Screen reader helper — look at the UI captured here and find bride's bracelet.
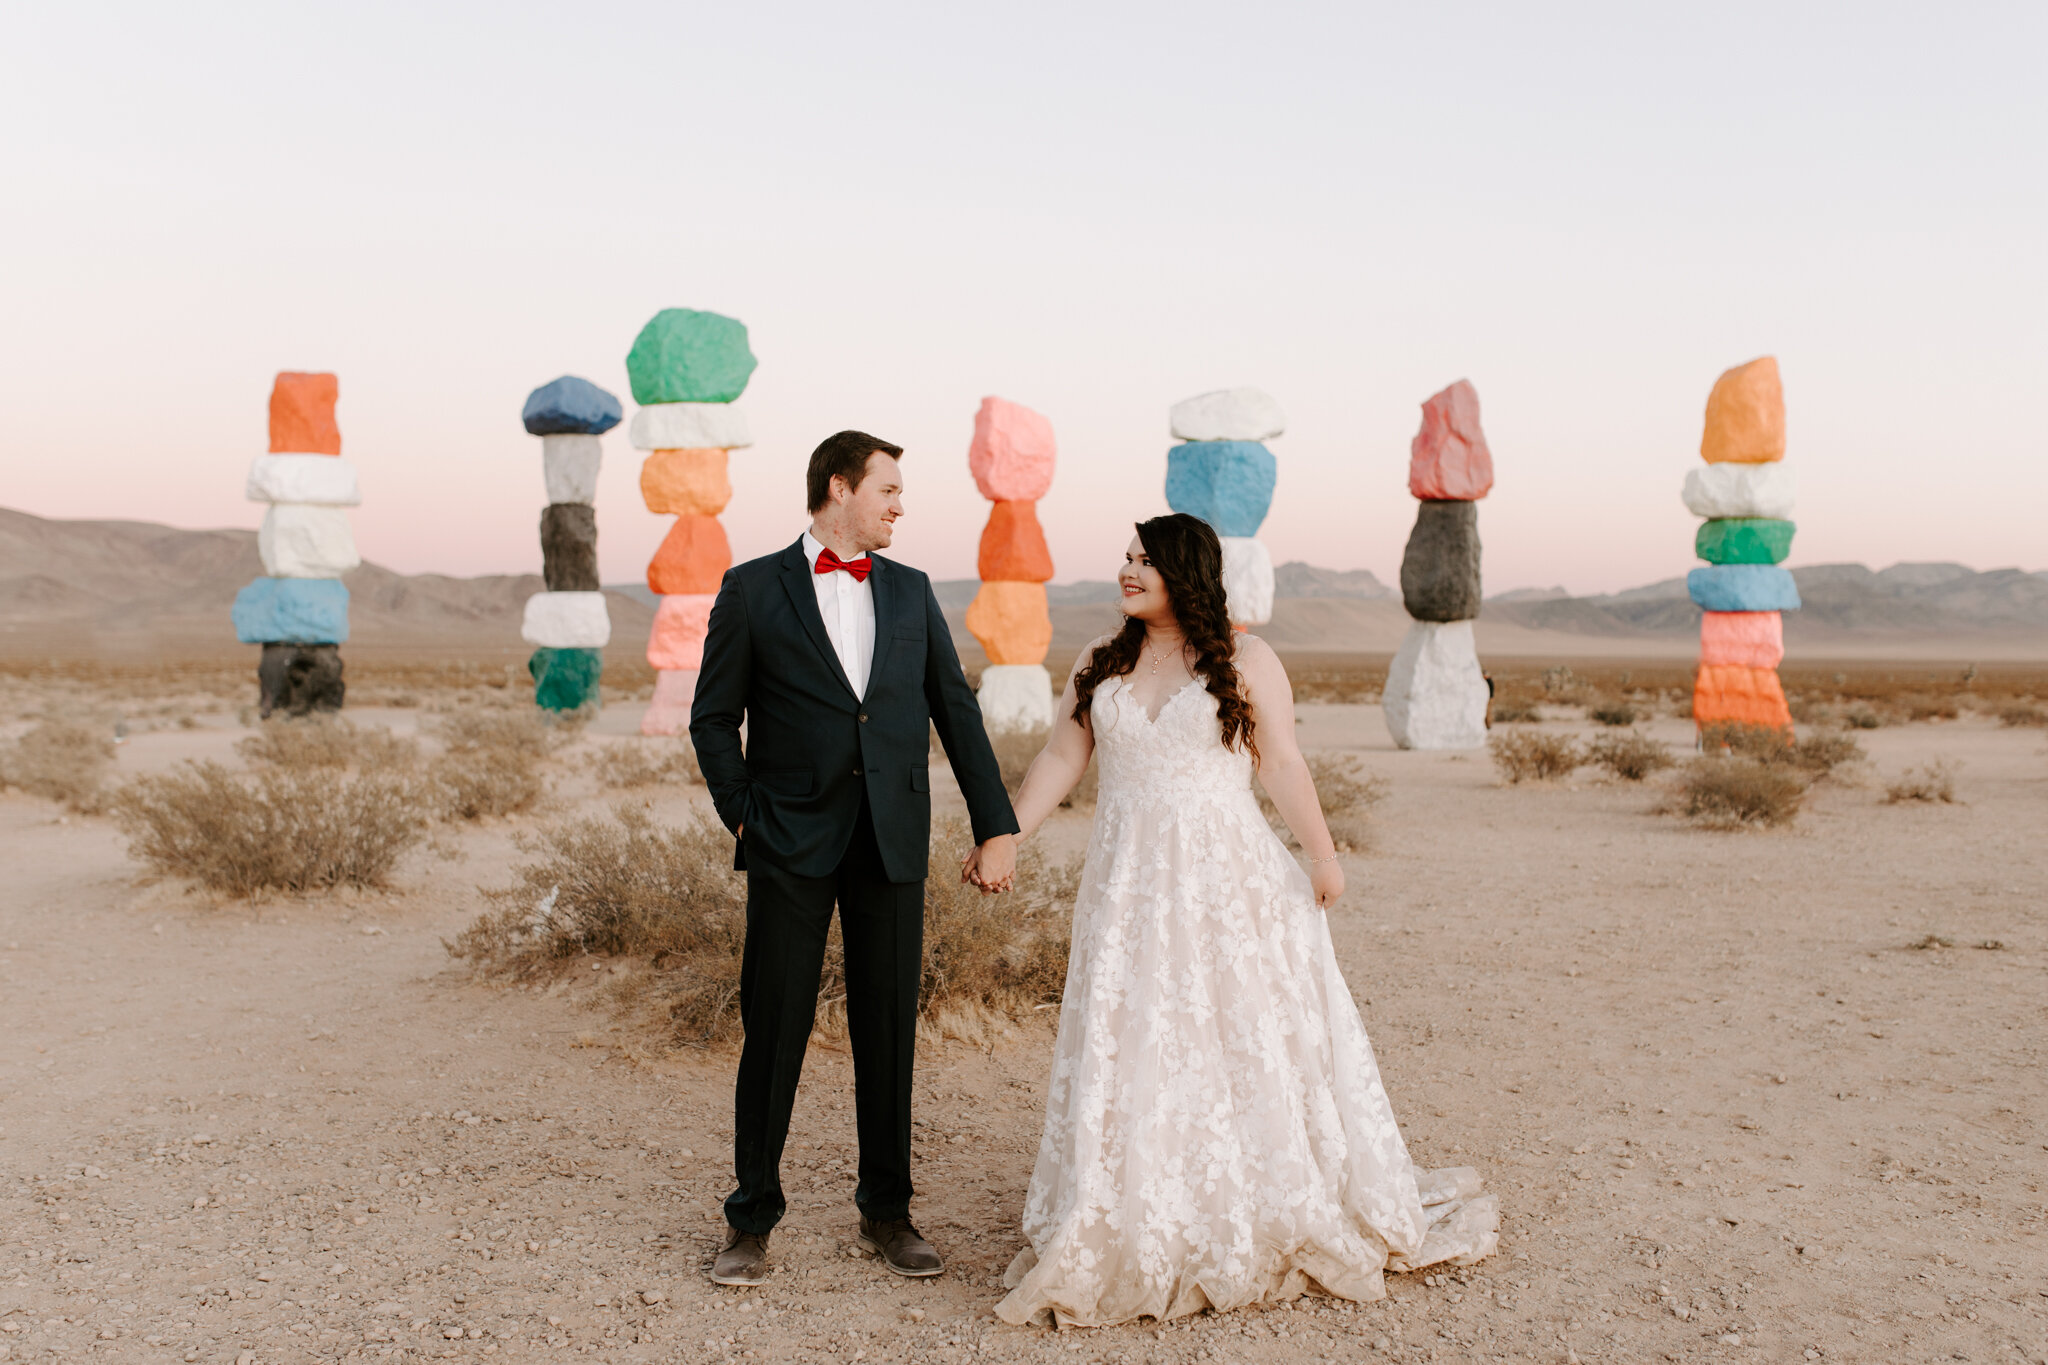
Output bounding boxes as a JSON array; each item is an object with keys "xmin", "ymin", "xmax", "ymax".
[{"xmin": 1307, "ymin": 852, "xmax": 1341, "ymax": 866}]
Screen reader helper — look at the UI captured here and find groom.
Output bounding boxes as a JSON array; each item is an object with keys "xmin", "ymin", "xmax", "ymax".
[{"xmin": 690, "ymin": 430, "xmax": 1019, "ymax": 1286}]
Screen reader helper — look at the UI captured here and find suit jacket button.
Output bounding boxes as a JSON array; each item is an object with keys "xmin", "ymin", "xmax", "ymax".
[
  {"xmin": 858, "ymin": 713, "xmax": 868, "ymax": 723},
  {"xmin": 852, "ymin": 768, "xmax": 863, "ymax": 776}
]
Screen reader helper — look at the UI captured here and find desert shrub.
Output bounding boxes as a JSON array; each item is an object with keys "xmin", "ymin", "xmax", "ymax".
[
  {"xmin": 1585, "ymin": 730, "xmax": 1674, "ymax": 781},
  {"xmin": 1900, "ymin": 694, "xmax": 1960, "ymax": 723},
  {"xmin": 587, "ymin": 739, "xmax": 699, "ymax": 788},
  {"xmin": 1789, "ymin": 731, "xmax": 1864, "ymax": 776},
  {"xmin": 450, "ymin": 810, "xmax": 1079, "ymax": 1046},
  {"xmin": 112, "ymin": 761, "xmax": 432, "ymax": 895},
  {"xmin": 1258, "ymin": 752, "xmax": 1387, "ymax": 851},
  {"xmin": 429, "ymin": 711, "xmax": 551, "ymax": 819},
  {"xmin": 1489, "ymin": 730, "xmax": 1581, "ymax": 783},
  {"xmin": 1697, "ymin": 721, "xmax": 1793, "ymax": 762},
  {"xmin": 1841, "ymin": 705, "xmax": 1883, "ymax": 730},
  {"xmin": 238, "ymin": 717, "xmax": 419, "ymax": 772},
  {"xmin": 1885, "ymin": 760, "xmax": 1959, "ymax": 805},
  {"xmin": 1587, "ymin": 701, "xmax": 1638, "ymax": 727},
  {"xmin": 1489, "ymin": 700, "xmax": 1541, "ymax": 724},
  {"xmin": 1671, "ymin": 758, "xmax": 1806, "ymax": 829},
  {"xmin": 0, "ymin": 718, "xmax": 116, "ymax": 810},
  {"xmin": 1999, "ymin": 704, "xmax": 2047, "ymax": 728}
]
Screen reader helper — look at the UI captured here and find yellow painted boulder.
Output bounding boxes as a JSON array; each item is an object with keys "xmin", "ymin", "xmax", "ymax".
[
  {"xmin": 965, "ymin": 580, "xmax": 1051, "ymax": 665},
  {"xmin": 1701, "ymin": 357, "xmax": 1784, "ymax": 464},
  {"xmin": 640, "ymin": 448, "xmax": 732, "ymax": 517}
]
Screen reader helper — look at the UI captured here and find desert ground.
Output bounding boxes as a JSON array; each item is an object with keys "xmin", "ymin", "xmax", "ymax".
[{"xmin": 2, "ymin": 657, "xmax": 2046, "ymax": 1365}]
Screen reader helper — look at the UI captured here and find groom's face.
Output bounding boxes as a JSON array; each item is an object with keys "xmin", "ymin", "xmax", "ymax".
[{"xmin": 837, "ymin": 451, "xmax": 904, "ymax": 552}]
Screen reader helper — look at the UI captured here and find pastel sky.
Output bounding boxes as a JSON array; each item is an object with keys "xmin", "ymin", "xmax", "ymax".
[{"xmin": 3, "ymin": 2, "xmax": 2042, "ymax": 594}]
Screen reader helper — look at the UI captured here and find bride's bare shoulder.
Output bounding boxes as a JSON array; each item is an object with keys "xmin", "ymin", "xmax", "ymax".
[{"xmin": 1229, "ymin": 633, "xmax": 1289, "ymax": 687}]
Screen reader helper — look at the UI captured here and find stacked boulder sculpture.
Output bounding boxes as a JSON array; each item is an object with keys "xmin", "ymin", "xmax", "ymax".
[
  {"xmin": 964, "ymin": 398, "xmax": 1057, "ymax": 731},
  {"xmin": 520, "ymin": 376, "xmax": 622, "ymax": 712},
  {"xmin": 1684, "ymin": 357, "xmax": 1799, "ymax": 731},
  {"xmin": 1383, "ymin": 380, "xmax": 1494, "ymax": 750},
  {"xmin": 626, "ymin": 309, "xmax": 755, "ymax": 736},
  {"xmin": 1166, "ymin": 388, "xmax": 1283, "ymax": 628},
  {"xmin": 233, "ymin": 372, "xmax": 358, "ymax": 717}
]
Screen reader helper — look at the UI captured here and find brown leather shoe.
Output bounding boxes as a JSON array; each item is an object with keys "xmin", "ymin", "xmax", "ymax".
[
  {"xmin": 710, "ymin": 1227, "xmax": 769, "ymax": 1286},
  {"xmin": 858, "ymin": 1215, "xmax": 943, "ymax": 1277}
]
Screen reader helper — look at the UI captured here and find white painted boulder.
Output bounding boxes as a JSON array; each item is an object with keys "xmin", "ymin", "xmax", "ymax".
[
  {"xmin": 521, "ymin": 591, "xmax": 612, "ymax": 649},
  {"xmin": 978, "ymin": 663, "xmax": 1055, "ymax": 734},
  {"xmin": 1169, "ymin": 388, "xmax": 1286, "ymax": 442},
  {"xmin": 245, "ymin": 455, "xmax": 361, "ymax": 506},
  {"xmin": 627, "ymin": 402, "xmax": 752, "ymax": 452},
  {"xmin": 1382, "ymin": 620, "xmax": 1489, "ymax": 750},
  {"xmin": 1219, "ymin": 536, "xmax": 1274, "ymax": 626},
  {"xmin": 1681, "ymin": 462, "xmax": 1796, "ymax": 520},
  {"xmin": 258, "ymin": 504, "xmax": 360, "ymax": 579},
  {"xmin": 540, "ymin": 434, "xmax": 603, "ymax": 505}
]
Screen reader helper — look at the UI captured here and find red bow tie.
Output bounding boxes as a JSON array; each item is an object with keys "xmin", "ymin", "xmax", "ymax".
[{"xmin": 814, "ymin": 548, "xmax": 872, "ymax": 582}]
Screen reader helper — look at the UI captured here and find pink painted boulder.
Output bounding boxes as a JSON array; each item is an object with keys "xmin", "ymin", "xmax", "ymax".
[
  {"xmin": 968, "ymin": 397, "xmax": 1056, "ymax": 502},
  {"xmin": 1699, "ymin": 610, "xmax": 1784, "ymax": 669},
  {"xmin": 647, "ymin": 593, "xmax": 716, "ymax": 670},
  {"xmin": 641, "ymin": 668, "xmax": 697, "ymax": 737},
  {"xmin": 1408, "ymin": 379, "xmax": 1494, "ymax": 500}
]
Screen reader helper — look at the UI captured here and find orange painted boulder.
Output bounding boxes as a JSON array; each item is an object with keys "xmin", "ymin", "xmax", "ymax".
[
  {"xmin": 1693, "ymin": 663, "xmax": 1791, "ymax": 729},
  {"xmin": 977, "ymin": 501, "xmax": 1054, "ymax": 582},
  {"xmin": 1699, "ymin": 611, "xmax": 1784, "ymax": 669},
  {"xmin": 647, "ymin": 593, "xmax": 716, "ymax": 670},
  {"xmin": 640, "ymin": 448, "xmax": 731, "ymax": 517},
  {"xmin": 1701, "ymin": 357, "xmax": 1784, "ymax": 464},
  {"xmin": 269, "ymin": 372, "xmax": 341, "ymax": 455},
  {"xmin": 646, "ymin": 515, "xmax": 732, "ymax": 596},
  {"xmin": 968, "ymin": 397, "xmax": 1057, "ymax": 502},
  {"xmin": 965, "ymin": 581, "xmax": 1052, "ymax": 665}
]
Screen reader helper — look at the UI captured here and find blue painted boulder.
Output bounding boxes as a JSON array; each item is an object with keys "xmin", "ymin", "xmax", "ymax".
[
  {"xmin": 1164, "ymin": 441, "xmax": 1277, "ymax": 537},
  {"xmin": 522, "ymin": 376, "xmax": 624, "ymax": 436},
  {"xmin": 1687, "ymin": 565, "xmax": 1801, "ymax": 613},
  {"xmin": 232, "ymin": 577, "xmax": 351, "ymax": 644}
]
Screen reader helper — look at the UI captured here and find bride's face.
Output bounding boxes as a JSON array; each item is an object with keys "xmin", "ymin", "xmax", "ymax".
[{"xmin": 1117, "ymin": 536, "xmax": 1171, "ymax": 623}]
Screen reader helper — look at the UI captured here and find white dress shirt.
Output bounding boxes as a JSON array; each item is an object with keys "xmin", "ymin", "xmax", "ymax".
[{"xmin": 801, "ymin": 530, "xmax": 876, "ymax": 698}]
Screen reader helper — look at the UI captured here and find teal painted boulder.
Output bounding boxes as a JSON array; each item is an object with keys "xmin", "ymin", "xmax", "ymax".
[
  {"xmin": 1164, "ymin": 441, "xmax": 1276, "ymax": 536},
  {"xmin": 529, "ymin": 647, "xmax": 602, "ymax": 712},
  {"xmin": 626, "ymin": 309, "xmax": 756, "ymax": 405},
  {"xmin": 1696, "ymin": 518, "xmax": 1794, "ymax": 565},
  {"xmin": 1687, "ymin": 565, "xmax": 1800, "ymax": 613},
  {"xmin": 233, "ymin": 578, "xmax": 350, "ymax": 644}
]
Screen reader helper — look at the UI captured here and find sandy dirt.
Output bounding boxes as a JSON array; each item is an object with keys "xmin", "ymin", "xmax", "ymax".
[{"xmin": 3, "ymin": 695, "xmax": 2046, "ymax": 1365}]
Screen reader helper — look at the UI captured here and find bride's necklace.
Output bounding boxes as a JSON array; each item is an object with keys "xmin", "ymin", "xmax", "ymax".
[{"xmin": 1144, "ymin": 634, "xmax": 1184, "ymax": 676}]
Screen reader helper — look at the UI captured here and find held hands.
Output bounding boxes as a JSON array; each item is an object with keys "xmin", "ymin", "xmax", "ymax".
[
  {"xmin": 1309, "ymin": 857, "xmax": 1344, "ymax": 909},
  {"xmin": 960, "ymin": 833, "xmax": 1018, "ymax": 895}
]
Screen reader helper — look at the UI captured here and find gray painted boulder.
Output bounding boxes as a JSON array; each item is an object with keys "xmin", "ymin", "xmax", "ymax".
[
  {"xmin": 257, "ymin": 643, "xmax": 345, "ymax": 718},
  {"xmin": 1399, "ymin": 499, "xmax": 1482, "ymax": 622},
  {"xmin": 540, "ymin": 503, "xmax": 600, "ymax": 592}
]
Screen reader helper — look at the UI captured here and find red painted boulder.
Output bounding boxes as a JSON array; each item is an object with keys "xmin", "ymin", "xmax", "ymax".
[
  {"xmin": 646, "ymin": 516, "xmax": 732, "ymax": 596},
  {"xmin": 269, "ymin": 372, "xmax": 341, "ymax": 455},
  {"xmin": 977, "ymin": 501, "xmax": 1054, "ymax": 583},
  {"xmin": 647, "ymin": 593, "xmax": 716, "ymax": 670},
  {"xmin": 1699, "ymin": 611, "xmax": 1784, "ymax": 669}
]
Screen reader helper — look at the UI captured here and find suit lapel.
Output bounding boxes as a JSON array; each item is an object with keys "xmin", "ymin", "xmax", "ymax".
[
  {"xmin": 865, "ymin": 555, "xmax": 898, "ymax": 698},
  {"xmin": 778, "ymin": 539, "xmax": 858, "ymax": 700}
]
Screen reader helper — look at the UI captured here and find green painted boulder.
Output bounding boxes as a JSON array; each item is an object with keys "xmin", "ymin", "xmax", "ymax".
[
  {"xmin": 626, "ymin": 309, "xmax": 756, "ymax": 405},
  {"xmin": 529, "ymin": 646, "xmax": 602, "ymax": 712},
  {"xmin": 1695, "ymin": 518, "xmax": 1795, "ymax": 565}
]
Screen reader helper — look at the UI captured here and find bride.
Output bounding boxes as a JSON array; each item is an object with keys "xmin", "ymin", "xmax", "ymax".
[{"xmin": 966, "ymin": 513, "xmax": 1498, "ymax": 1328}]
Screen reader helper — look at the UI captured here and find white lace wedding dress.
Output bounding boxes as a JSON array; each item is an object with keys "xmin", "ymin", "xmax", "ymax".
[{"xmin": 995, "ymin": 675, "xmax": 1498, "ymax": 1328}]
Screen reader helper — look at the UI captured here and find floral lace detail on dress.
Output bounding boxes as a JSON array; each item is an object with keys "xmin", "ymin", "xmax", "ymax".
[{"xmin": 994, "ymin": 675, "xmax": 1497, "ymax": 1327}]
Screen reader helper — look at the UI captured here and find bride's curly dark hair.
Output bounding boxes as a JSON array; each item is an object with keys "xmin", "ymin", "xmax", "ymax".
[{"xmin": 1071, "ymin": 513, "xmax": 1257, "ymax": 762}]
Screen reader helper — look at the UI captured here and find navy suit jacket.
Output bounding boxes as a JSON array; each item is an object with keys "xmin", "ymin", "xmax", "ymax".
[{"xmin": 689, "ymin": 537, "xmax": 1019, "ymax": 882}]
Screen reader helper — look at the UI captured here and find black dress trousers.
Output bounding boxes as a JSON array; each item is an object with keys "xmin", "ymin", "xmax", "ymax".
[{"xmin": 723, "ymin": 792, "xmax": 924, "ymax": 1234}]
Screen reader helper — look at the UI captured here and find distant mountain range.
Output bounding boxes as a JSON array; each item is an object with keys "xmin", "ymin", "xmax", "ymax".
[{"xmin": 3, "ymin": 508, "xmax": 2043, "ymax": 662}]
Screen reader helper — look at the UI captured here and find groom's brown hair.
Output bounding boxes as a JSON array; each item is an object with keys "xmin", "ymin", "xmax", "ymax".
[{"xmin": 807, "ymin": 430, "xmax": 904, "ymax": 512}]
